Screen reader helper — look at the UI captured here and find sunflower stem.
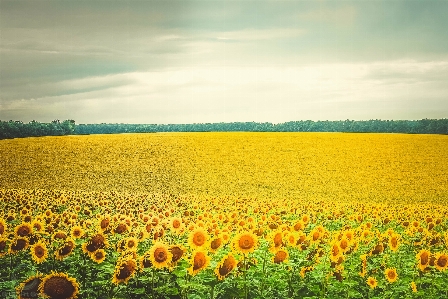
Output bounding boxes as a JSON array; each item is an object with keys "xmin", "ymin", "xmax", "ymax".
[
  {"xmin": 260, "ymin": 247, "xmax": 268, "ymax": 298},
  {"xmin": 151, "ymin": 267, "xmax": 155, "ymax": 299},
  {"xmin": 243, "ymin": 254, "xmax": 248, "ymax": 299}
]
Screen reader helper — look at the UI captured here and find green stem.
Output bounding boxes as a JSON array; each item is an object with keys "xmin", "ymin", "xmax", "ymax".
[
  {"xmin": 260, "ymin": 249, "xmax": 268, "ymax": 298},
  {"xmin": 151, "ymin": 268, "xmax": 155, "ymax": 299},
  {"xmin": 244, "ymin": 254, "xmax": 248, "ymax": 299}
]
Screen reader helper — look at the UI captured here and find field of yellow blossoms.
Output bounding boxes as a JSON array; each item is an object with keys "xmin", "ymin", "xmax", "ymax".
[{"xmin": 0, "ymin": 132, "xmax": 447, "ymax": 299}]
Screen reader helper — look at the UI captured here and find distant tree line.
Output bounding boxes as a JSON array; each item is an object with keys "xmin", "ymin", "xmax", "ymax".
[{"xmin": 1, "ymin": 119, "xmax": 447, "ymax": 139}]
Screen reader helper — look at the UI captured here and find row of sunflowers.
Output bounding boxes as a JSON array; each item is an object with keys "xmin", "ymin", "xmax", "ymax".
[{"xmin": 1, "ymin": 188, "xmax": 447, "ymax": 299}]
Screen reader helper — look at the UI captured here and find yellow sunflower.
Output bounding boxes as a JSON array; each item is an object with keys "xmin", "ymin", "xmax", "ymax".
[
  {"xmin": 434, "ymin": 252, "xmax": 448, "ymax": 271},
  {"xmin": 411, "ymin": 281, "xmax": 418, "ymax": 293},
  {"xmin": 15, "ymin": 222, "xmax": 33, "ymax": 238},
  {"xmin": 112, "ymin": 257, "xmax": 137, "ymax": 284},
  {"xmin": 10, "ymin": 237, "xmax": 29, "ymax": 254},
  {"xmin": 90, "ymin": 249, "xmax": 106, "ymax": 264},
  {"xmin": 0, "ymin": 237, "xmax": 8, "ymax": 257},
  {"xmin": 30, "ymin": 240, "xmax": 48, "ymax": 264},
  {"xmin": 39, "ymin": 272, "xmax": 79, "ymax": 299},
  {"xmin": 273, "ymin": 248, "xmax": 289, "ymax": 264},
  {"xmin": 55, "ymin": 239, "xmax": 76, "ymax": 261},
  {"xmin": 70, "ymin": 226, "xmax": 84, "ymax": 239},
  {"xmin": 232, "ymin": 232, "xmax": 258, "ymax": 254},
  {"xmin": 188, "ymin": 249, "xmax": 211, "ymax": 276},
  {"xmin": 148, "ymin": 241, "xmax": 172, "ymax": 269},
  {"xmin": 188, "ymin": 227, "xmax": 209, "ymax": 249},
  {"xmin": 384, "ymin": 268, "xmax": 398, "ymax": 283},
  {"xmin": 215, "ymin": 252, "xmax": 237, "ymax": 280},
  {"xmin": 366, "ymin": 276, "xmax": 377, "ymax": 289},
  {"xmin": 0, "ymin": 218, "xmax": 7, "ymax": 237},
  {"xmin": 416, "ymin": 249, "xmax": 430, "ymax": 271},
  {"xmin": 16, "ymin": 274, "xmax": 43, "ymax": 299}
]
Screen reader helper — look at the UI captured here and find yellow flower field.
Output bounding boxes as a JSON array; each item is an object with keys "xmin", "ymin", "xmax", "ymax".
[{"xmin": 0, "ymin": 132, "xmax": 447, "ymax": 299}]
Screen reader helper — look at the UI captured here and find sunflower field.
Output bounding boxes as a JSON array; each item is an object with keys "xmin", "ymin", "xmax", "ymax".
[{"xmin": 0, "ymin": 132, "xmax": 447, "ymax": 299}]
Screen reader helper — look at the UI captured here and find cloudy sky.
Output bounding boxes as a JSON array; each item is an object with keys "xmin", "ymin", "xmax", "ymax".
[{"xmin": 1, "ymin": 0, "xmax": 447, "ymax": 124}]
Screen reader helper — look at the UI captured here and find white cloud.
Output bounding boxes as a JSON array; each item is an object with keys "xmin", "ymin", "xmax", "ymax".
[{"xmin": 2, "ymin": 59, "xmax": 447, "ymax": 123}]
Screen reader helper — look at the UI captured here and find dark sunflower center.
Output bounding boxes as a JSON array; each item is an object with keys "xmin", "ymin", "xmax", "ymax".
[
  {"xmin": 170, "ymin": 247, "xmax": 184, "ymax": 263},
  {"xmin": 437, "ymin": 256, "xmax": 447, "ymax": 267},
  {"xmin": 43, "ymin": 276, "xmax": 76, "ymax": 299},
  {"xmin": 193, "ymin": 233, "xmax": 205, "ymax": 246},
  {"xmin": 154, "ymin": 248, "xmax": 167, "ymax": 263},
  {"xmin": 193, "ymin": 253, "xmax": 206, "ymax": 270}
]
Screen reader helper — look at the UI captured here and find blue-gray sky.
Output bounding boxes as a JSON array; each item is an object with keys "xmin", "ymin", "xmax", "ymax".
[{"xmin": 1, "ymin": 0, "xmax": 447, "ymax": 123}]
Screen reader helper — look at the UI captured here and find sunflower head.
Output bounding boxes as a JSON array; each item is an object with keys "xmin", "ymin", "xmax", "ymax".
[
  {"xmin": 55, "ymin": 239, "xmax": 75, "ymax": 261},
  {"xmin": 416, "ymin": 249, "xmax": 430, "ymax": 271},
  {"xmin": 39, "ymin": 272, "xmax": 79, "ymax": 299},
  {"xmin": 273, "ymin": 248, "xmax": 289, "ymax": 264},
  {"xmin": 233, "ymin": 232, "xmax": 258, "ymax": 254},
  {"xmin": 10, "ymin": 237, "xmax": 29, "ymax": 254},
  {"xmin": 188, "ymin": 250, "xmax": 211, "ymax": 276},
  {"xmin": 0, "ymin": 218, "xmax": 6, "ymax": 236},
  {"xmin": 70, "ymin": 226, "xmax": 84, "ymax": 239},
  {"xmin": 30, "ymin": 240, "xmax": 48, "ymax": 264},
  {"xmin": 434, "ymin": 252, "xmax": 448, "ymax": 271},
  {"xmin": 91, "ymin": 249, "xmax": 106, "ymax": 264},
  {"xmin": 169, "ymin": 245, "xmax": 186, "ymax": 264},
  {"xmin": 366, "ymin": 276, "xmax": 378, "ymax": 289},
  {"xmin": 112, "ymin": 257, "xmax": 137, "ymax": 284},
  {"xmin": 15, "ymin": 222, "xmax": 33, "ymax": 238},
  {"xmin": 16, "ymin": 274, "xmax": 43, "ymax": 299},
  {"xmin": 215, "ymin": 253, "xmax": 237, "ymax": 280},
  {"xmin": 148, "ymin": 242, "xmax": 172, "ymax": 269},
  {"xmin": 384, "ymin": 268, "xmax": 398, "ymax": 283},
  {"xmin": 188, "ymin": 227, "xmax": 208, "ymax": 249}
]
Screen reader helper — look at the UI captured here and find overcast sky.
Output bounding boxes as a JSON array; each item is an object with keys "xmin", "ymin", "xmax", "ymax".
[{"xmin": 1, "ymin": 0, "xmax": 447, "ymax": 124}]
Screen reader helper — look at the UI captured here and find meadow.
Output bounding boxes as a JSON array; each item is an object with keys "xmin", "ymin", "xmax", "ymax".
[{"xmin": 0, "ymin": 132, "xmax": 447, "ymax": 299}]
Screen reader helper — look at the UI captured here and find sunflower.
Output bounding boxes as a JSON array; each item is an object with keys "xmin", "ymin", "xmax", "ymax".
[
  {"xmin": 0, "ymin": 218, "xmax": 6, "ymax": 236},
  {"xmin": 112, "ymin": 257, "xmax": 137, "ymax": 284},
  {"xmin": 52, "ymin": 231, "xmax": 68, "ymax": 242},
  {"xmin": 210, "ymin": 236, "xmax": 223, "ymax": 253},
  {"xmin": 10, "ymin": 237, "xmax": 29, "ymax": 254},
  {"xmin": 188, "ymin": 227, "xmax": 209, "ymax": 249},
  {"xmin": 273, "ymin": 248, "xmax": 289, "ymax": 264},
  {"xmin": 215, "ymin": 253, "xmax": 237, "ymax": 280},
  {"xmin": 339, "ymin": 237, "xmax": 350, "ymax": 253},
  {"xmin": 39, "ymin": 272, "xmax": 79, "ymax": 299},
  {"xmin": 0, "ymin": 237, "xmax": 8, "ymax": 257},
  {"xmin": 188, "ymin": 250, "xmax": 211, "ymax": 276},
  {"xmin": 82, "ymin": 232, "xmax": 107, "ymax": 254},
  {"xmin": 148, "ymin": 241, "xmax": 172, "ymax": 269},
  {"xmin": 114, "ymin": 222, "xmax": 128, "ymax": 234},
  {"xmin": 170, "ymin": 217, "xmax": 184, "ymax": 234},
  {"xmin": 411, "ymin": 281, "xmax": 417, "ymax": 293},
  {"xmin": 91, "ymin": 249, "xmax": 106, "ymax": 264},
  {"xmin": 233, "ymin": 232, "xmax": 258, "ymax": 254},
  {"xmin": 125, "ymin": 237, "xmax": 139, "ymax": 251},
  {"xmin": 434, "ymin": 252, "xmax": 448, "ymax": 271},
  {"xmin": 384, "ymin": 268, "xmax": 398, "ymax": 283},
  {"xmin": 30, "ymin": 240, "xmax": 48, "ymax": 264},
  {"xmin": 55, "ymin": 239, "xmax": 76, "ymax": 261},
  {"xmin": 169, "ymin": 245, "xmax": 186, "ymax": 265},
  {"xmin": 16, "ymin": 274, "xmax": 43, "ymax": 299},
  {"xmin": 31, "ymin": 220, "xmax": 45, "ymax": 233},
  {"xmin": 388, "ymin": 234, "xmax": 400, "ymax": 252},
  {"xmin": 330, "ymin": 242, "xmax": 343, "ymax": 263},
  {"xmin": 15, "ymin": 222, "xmax": 33, "ymax": 238},
  {"xmin": 270, "ymin": 230, "xmax": 283, "ymax": 251},
  {"xmin": 70, "ymin": 226, "xmax": 84, "ymax": 239},
  {"xmin": 98, "ymin": 216, "xmax": 111, "ymax": 232},
  {"xmin": 366, "ymin": 276, "xmax": 378, "ymax": 289},
  {"xmin": 416, "ymin": 249, "xmax": 430, "ymax": 271}
]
